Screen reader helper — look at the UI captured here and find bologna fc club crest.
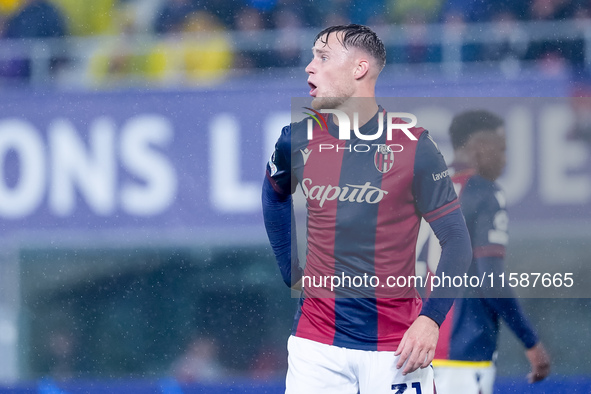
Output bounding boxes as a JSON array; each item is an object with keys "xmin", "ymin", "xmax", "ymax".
[{"xmin": 374, "ymin": 145, "xmax": 395, "ymax": 173}]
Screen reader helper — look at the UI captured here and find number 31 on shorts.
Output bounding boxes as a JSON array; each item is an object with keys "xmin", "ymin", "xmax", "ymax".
[{"xmin": 392, "ymin": 382, "xmax": 422, "ymax": 393}]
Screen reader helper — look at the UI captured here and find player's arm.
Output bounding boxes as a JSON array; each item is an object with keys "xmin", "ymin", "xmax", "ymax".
[
  {"xmin": 262, "ymin": 126, "xmax": 302, "ymax": 288},
  {"xmin": 470, "ymin": 191, "xmax": 539, "ymax": 346},
  {"xmin": 395, "ymin": 132, "xmax": 472, "ymax": 375},
  {"xmin": 476, "ymin": 257, "xmax": 550, "ymax": 382},
  {"xmin": 469, "ymin": 191, "xmax": 550, "ymax": 381}
]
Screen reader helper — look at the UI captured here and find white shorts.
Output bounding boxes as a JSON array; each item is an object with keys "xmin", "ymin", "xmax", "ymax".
[
  {"xmin": 286, "ymin": 335, "xmax": 434, "ymax": 394},
  {"xmin": 433, "ymin": 361, "xmax": 496, "ymax": 394}
]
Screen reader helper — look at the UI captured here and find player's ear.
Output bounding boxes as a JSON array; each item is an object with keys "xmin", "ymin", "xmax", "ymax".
[{"xmin": 354, "ymin": 59, "xmax": 370, "ymax": 80}]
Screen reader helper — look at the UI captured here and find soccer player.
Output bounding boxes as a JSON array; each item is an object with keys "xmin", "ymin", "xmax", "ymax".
[
  {"xmin": 262, "ymin": 24, "xmax": 472, "ymax": 393},
  {"xmin": 431, "ymin": 110, "xmax": 551, "ymax": 394}
]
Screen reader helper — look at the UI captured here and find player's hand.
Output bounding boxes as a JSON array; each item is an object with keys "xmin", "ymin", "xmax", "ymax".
[
  {"xmin": 525, "ymin": 342, "xmax": 551, "ymax": 383},
  {"xmin": 394, "ymin": 315, "xmax": 439, "ymax": 375}
]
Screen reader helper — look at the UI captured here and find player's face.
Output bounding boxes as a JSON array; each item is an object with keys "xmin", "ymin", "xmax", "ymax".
[
  {"xmin": 473, "ymin": 129, "xmax": 506, "ymax": 181},
  {"xmin": 305, "ymin": 32, "xmax": 357, "ymax": 110}
]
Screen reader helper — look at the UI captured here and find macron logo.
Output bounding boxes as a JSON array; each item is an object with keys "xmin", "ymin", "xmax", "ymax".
[{"xmin": 300, "ymin": 148, "xmax": 312, "ymax": 164}]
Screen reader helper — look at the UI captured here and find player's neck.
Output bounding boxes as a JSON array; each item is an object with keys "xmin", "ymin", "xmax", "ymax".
[{"xmin": 334, "ymin": 97, "xmax": 379, "ymax": 128}]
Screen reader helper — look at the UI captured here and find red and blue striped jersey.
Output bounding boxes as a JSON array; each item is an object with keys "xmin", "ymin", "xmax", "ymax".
[{"xmin": 267, "ymin": 108, "xmax": 459, "ymax": 351}]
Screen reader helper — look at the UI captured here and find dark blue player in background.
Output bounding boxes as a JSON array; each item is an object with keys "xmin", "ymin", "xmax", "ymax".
[{"xmin": 432, "ymin": 110, "xmax": 551, "ymax": 394}]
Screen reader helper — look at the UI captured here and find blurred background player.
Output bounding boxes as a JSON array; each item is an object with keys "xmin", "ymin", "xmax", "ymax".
[{"xmin": 431, "ymin": 110, "xmax": 551, "ymax": 393}]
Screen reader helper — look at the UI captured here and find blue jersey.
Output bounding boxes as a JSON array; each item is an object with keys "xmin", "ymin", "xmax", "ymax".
[
  {"xmin": 434, "ymin": 170, "xmax": 538, "ymax": 361},
  {"xmin": 266, "ymin": 108, "xmax": 460, "ymax": 351}
]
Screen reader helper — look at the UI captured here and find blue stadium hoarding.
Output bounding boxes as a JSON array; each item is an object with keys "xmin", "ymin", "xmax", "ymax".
[
  {"xmin": 0, "ymin": 79, "xmax": 588, "ymax": 241},
  {"xmin": 0, "ymin": 376, "xmax": 590, "ymax": 393},
  {"xmin": 0, "ymin": 89, "xmax": 289, "ymax": 240}
]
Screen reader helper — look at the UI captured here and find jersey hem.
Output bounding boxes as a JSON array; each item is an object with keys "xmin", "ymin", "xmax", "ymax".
[{"xmin": 292, "ymin": 332, "xmax": 401, "ymax": 352}]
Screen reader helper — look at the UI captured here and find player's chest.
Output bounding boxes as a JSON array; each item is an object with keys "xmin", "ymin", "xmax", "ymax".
[{"xmin": 294, "ymin": 138, "xmax": 415, "ymax": 209}]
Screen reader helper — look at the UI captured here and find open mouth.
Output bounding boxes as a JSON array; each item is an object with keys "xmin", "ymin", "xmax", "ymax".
[{"xmin": 308, "ymin": 82, "xmax": 318, "ymax": 97}]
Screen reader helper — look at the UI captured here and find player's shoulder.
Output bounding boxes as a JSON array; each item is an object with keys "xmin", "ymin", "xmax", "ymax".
[
  {"xmin": 385, "ymin": 110, "xmax": 426, "ymax": 140},
  {"xmin": 380, "ymin": 109, "xmax": 427, "ymax": 146},
  {"xmin": 413, "ymin": 129, "xmax": 447, "ymax": 172},
  {"xmin": 412, "ymin": 126, "xmax": 427, "ymax": 141},
  {"xmin": 288, "ymin": 117, "xmax": 310, "ymax": 135},
  {"xmin": 280, "ymin": 118, "xmax": 310, "ymax": 148},
  {"xmin": 399, "ymin": 123, "xmax": 426, "ymax": 145},
  {"xmin": 275, "ymin": 119, "xmax": 309, "ymax": 154},
  {"xmin": 417, "ymin": 129, "xmax": 441, "ymax": 151}
]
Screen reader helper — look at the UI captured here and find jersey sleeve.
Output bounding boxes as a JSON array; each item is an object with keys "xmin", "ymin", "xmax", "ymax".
[
  {"xmin": 412, "ymin": 131, "xmax": 460, "ymax": 220},
  {"xmin": 419, "ymin": 209, "xmax": 472, "ymax": 326},
  {"xmin": 413, "ymin": 132, "xmax": 472, "ymax": 326},
  {"xmin": 266, "ymin": 125, "xmax": 297, "ymax": 196},
  {"xmin": 262, "ymin": 124, "xmax": 302, "ymax": 287}
]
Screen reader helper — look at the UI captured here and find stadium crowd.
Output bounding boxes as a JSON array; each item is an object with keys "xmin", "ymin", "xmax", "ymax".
[{"xmin": 0, "ymin": 0, "xmax": 588, "ymax": 84}]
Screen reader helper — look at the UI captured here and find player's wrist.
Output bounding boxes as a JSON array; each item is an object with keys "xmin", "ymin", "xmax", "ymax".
[
  {"xmin": 419, "ymin": 298, "xmax": 452, "ymax": 327},
  {"xmin": 418, "ymin": 313, "xmax": 441, "ymax": 328}
]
